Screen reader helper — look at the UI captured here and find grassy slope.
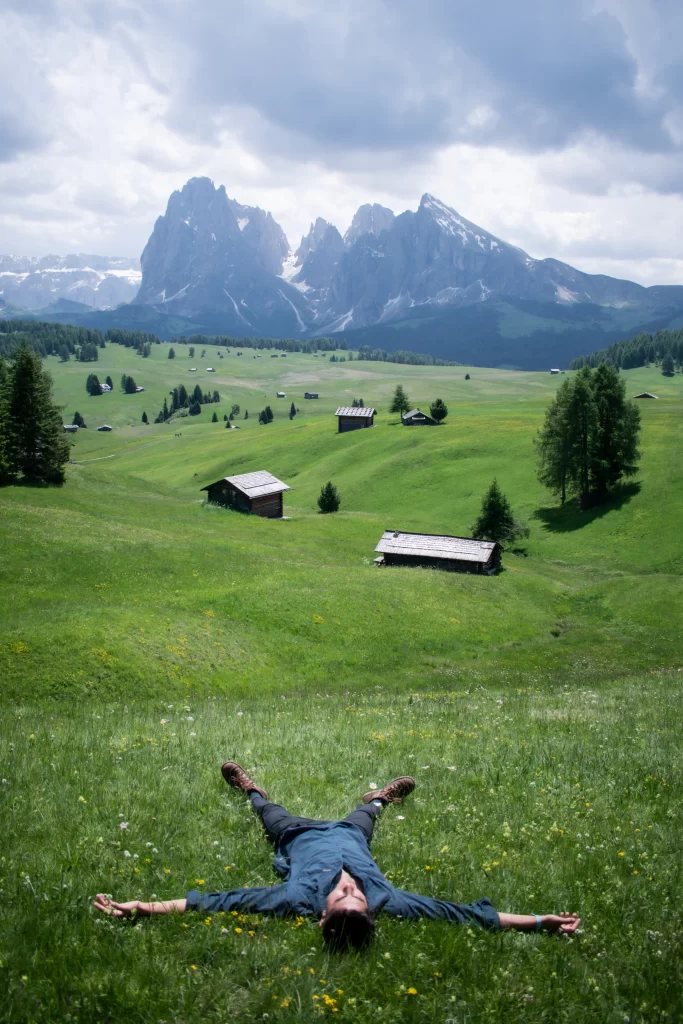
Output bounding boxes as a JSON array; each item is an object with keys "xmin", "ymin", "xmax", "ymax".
[
  {"xmin": 1, "ymin": 347, "xmax": 681, "ymax": 699},
  {"xmin": 1, "ymin": 346, "xmax": 682, "ymax": 1024}
]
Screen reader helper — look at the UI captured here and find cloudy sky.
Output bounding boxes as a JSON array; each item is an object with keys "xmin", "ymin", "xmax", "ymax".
[{"xmin": 3, "ymin": 0, "xmax": 683, "ymax": 285}]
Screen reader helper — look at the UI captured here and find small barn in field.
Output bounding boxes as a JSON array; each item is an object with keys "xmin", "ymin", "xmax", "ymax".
[
  {"xmin": 402, "ymin": 408, "xmax": 438, "ymax": 426},
  {"xmin": 63, "ymin": 424, "xmax": 79, "ymax": 433},
  {"xmin": 374, "ymin": 530, "xmax": 501, "ymax": 575},
  {"xmin": 304, "ymin": 392, "xmax": 319, "ymax": 399},
  {"xmin": 633, "ymin": 391, "xmax": 659, "ymax": 399},
  {"xmin": 97, "ymin": 424, "xmax": 113, "ymax": 432},
  {"xmin": 201, "ymin": 470, "xmax": 290, "ymax": 518},
  {"xmin": 336, "ymin": 406, "xmax": 376, "ymax": 432}
]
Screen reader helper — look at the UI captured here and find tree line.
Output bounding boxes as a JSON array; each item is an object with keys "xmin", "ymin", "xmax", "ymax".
[
  {"xmin": 154, "ymin": 383, "xmax": 221, "ymax": 423},
  {"xmin": 570, "ymin": 327, "xmax": 683, "ymax": 372}
]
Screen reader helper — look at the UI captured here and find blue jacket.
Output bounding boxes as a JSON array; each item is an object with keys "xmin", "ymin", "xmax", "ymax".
[{"xmin": 186, "ymin": 819, "xmax": 500, "ymax": 928}]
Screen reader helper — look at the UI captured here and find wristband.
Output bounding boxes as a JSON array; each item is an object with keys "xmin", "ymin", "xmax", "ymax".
[{"xmin": 534, "ymin": 914, "xmax": 543, "ymax": 931}]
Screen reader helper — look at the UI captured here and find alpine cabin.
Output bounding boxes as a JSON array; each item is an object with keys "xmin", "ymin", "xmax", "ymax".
[
  {"xmin": 402, "ymin": 408, "xmax": 438, "ymax": 426},
  {"xmin": 336, "ymin": 406, "xmax": 376, "ymax": 433},
  {"xmin": 374, "ymin": 530, "xmax": 501, "ymax": 575},
  {"xmin": 201, "ymin": 470, "xmax": 290, "ymax": 518},
  {"xmin": 304, "ymin": 392, "xmax": 319, "ymax": 399}
]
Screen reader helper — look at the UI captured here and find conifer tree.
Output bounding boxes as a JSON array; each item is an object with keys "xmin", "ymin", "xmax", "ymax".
[
  {"xmin": 6, "ymin": 345, "xmax": 70, "ymax": 484},
  {"xmin": 141, "ymin": 411, "xmax": 148, "ymax": 424},
  {"xmin": 317, "ymin": 480, "xmax": 341, "ymax": 514},
  {"xmin": 189, "ymin": 347, "xmax": 195, "ymax": 357},
  {"xmin": 244, "ymin": 410, "xmax": 249, "ymax": 420},
  {"xmin": 168, "ymin": 347, "xmax": 175, "ymax": 359},
  {"xmin": 72, "ymin": 411, "xmax": 87, "ymax": 428},
  {"xmin": 661, "ymin": 353, "xmax": 675, "ymax": 376},
  {"xmin": 389, "ymin": 384, "xmax": 410, "ymax": 415},
  {"xmin": 162, "ymin": 397, "xmax": 169, "ymax": 421},
  {"xmin": 290, "ymin": 402, "xmax": 296, "ymax": 419},
  {"xmin": 471, "ymin": 479, "xmax": 527, "ymax": 545},
  {"xmin": 105, "ymin": 376, "xmax": 113, "ymax": 391},
  {"xmin": 86, "ymin": 374, "xmax": 102, "ymax": 396},
  {"xmin": 0, "ymin": 358, "xmax": 11, "ymax": 485},
  {"xmin": 59, "ymin": 345, "xmax": 70, "ymax": 362},
  {"xmin": 189, "ymin": 401, "xmax": 201, "ymax": 415},
  {"xmin": 212, "ymin": 411, "xmax": 218, "ymax": 422},
  {"xmin": 429, "ymin": 398, "xmax": 448, "ymax": 423}
]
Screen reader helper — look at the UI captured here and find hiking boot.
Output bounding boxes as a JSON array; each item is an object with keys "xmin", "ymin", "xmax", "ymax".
[
  {"xmin": 362, "ymin": 776, "xmax": 415, "ymax": 804},
  {"xmin": 221, "ymin": 761, "xmax": 268, "ymax": 800}
]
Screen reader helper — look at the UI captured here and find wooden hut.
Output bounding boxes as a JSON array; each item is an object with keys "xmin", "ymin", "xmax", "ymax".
[
  {"xmin": 402, "ymin": 408, "xmax": 438, "ymax": 426},
  {"xmin": 63, "ymin": 424, "xmax": 79, "ymax": 433},
  {"xmin": 374, "ymin": 530, "xmax": 500, "ymax": 574},
  {"xmin": 335, "ymin": 406, "xmax": 376, "ymax": 433},
  {"xmin": 201, "ymin": 470, "xmax": 290, "ymax": 518},
  {"xmin": 633, "ymin": 391, "xmax": 659, "ymax": 399},
  {"xmin": 304, "ymin": 392, "xmax": 319, "ymax": 399},
  {"xmin": 97, "ymin": 424, "xmax": 113, "ymax": 431}
]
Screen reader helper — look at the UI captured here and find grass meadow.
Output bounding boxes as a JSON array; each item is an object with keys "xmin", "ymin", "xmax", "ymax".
[{"xmin": 1, "ymin": 344, "xmax": 682, "ymax": 1022}]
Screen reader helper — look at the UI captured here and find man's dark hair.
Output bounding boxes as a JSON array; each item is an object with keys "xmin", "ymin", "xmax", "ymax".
[{"xmin": 322, "ymin": 910, "xmax": 375, "ymax": 952}]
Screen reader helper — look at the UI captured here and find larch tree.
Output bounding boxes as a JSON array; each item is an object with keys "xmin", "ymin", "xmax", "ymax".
[{"xmin": 389, "ymin": 384, "xmax": 410, "ymax": 416}]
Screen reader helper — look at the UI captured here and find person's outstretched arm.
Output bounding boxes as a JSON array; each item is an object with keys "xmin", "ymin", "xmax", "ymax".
[
  {"xmin": 498, "ymin": 912, "xmax": 580, "ymax": 934},
  {"xmin": 93, "ymin": 894, "xmax": 186, "ymax": 917}
]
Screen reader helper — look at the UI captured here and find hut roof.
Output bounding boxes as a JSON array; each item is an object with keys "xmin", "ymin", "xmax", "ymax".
[
  {"xmin": 633, "ymin": 391, "xmax": 659, "ymax": 399},
  {"xmin": 375, "ymin": 530, "xmax": 497, "ymax": 564},
  {"xmin": 402, "ymin": 408, "xmax": 437, "ymax": 423},
  {"xmin": 335, "ymin": 406, "xmax": 376, "ymax": 417},
  {"xmin": 201, "ymin": 470, "xmax": 290, "ymax": 498}
]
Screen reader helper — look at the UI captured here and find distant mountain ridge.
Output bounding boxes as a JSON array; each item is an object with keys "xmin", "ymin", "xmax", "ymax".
[
  {"xmin": 131, "ymin": 178, "xmax": 683, "ymax": 350},
  {"xmin": 0, "ymin": 254, "xmax": 140, "ymax": 310}
]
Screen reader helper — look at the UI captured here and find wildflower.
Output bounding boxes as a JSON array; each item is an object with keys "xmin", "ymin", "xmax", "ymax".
[
  {"xmin": 280, "ymin": 998, "xmax": 290, "ymax": 1008},
  {"xmin": 189, "ymin": 732, "xmax": 196, "ymax": 737},
  {"xmin": 123, "ymin": 850, "xmax": 131, "ymax": 858},
  {"xmin": 384, "ymin": 952, "xmax": 391, "ymax": 959},
  {"xmin": 146, "ymin": 842, "xmax": 152, "ymax": 848},
  {"xmin": 196, "ymin": 879, "xmax": 204, "ymax": 885},
  {"xmin": 152, "ymin": 848, "xmax": 158, "ymax": 854},
  {"xmin": 190, "ymin": 964, "xmax": 197, "ymax": 971},
  {"xmin": 425, "ymin": 865, "xmax": 431, "ymax": 870},
  {"xmin": 618, "ymin": 852, "xmax": 625, "ymax": 857},
  {"xmin": 120, "ymin": 822, "xmax": 129, "ymax": 830},
  {"xmin": 234, "ymin": 927, "xmax": 242, "ymax": 934},
  {"xmin": 164, "ymin": 868, "xmax": 172, "ymax": 874},
  {"xmin": 225, "ymin": 865, "xmax": 232, "ymax": 870},
  {"xmin": 248, "ymin": 930, "xmax": 255, "ymax": 936},
  {"xmin": 159, "ymin": 719, "xmax": 168, "ymax": 725},
  {"xmin": 448, "ymin": 766, "xmax": 456, "ymax": 771},
  {"xmin": 133, "ymin": 854, "xmax": 139, "ymax": 860},
  {"xmin": 422, "ymin": 766, "xmax": 430, "ymax": 770},
  {"xmin": 237, "ymin": 711, "xmax": 244, "ymax": 717},
  {"xmin": 186, "ymin": 716, "xmax": 194, "ymax": 722},
  {"xmin": 397, "ymin": 815, "xmax": 405, "ymax": 821},
  {"xmin": 407, "ymin": 987, "xmax": 418, "ymax": 996},
  {"xmin": 213, "ymin": 841, "xmax": 220, "ymax": 846},
  {"xmin": 368, "ymin": 783, "xmax": 377, "ymax": 790},
  {"xmin": 78, "ymin": 795, "xmax": 87, "ymax": 804}
]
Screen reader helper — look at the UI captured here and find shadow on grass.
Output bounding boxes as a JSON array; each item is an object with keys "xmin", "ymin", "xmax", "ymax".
[{"xmin": 533, "ymin": 481, "xmax": 641, "ymax": 533}]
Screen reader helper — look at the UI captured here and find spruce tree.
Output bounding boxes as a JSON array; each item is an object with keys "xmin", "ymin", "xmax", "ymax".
[
  {"xmin": 661, "ymin": 353, "xmax": 675, "ymax": 376},
  {"xmin": 162, "ymin": 397, "xmax": 169, "ymax": 421},
  {"xmin": 105, "ymin": 376, "xmax": 113, "ymax": 391},
  {"xmin": 231, "ymin": 403, "xmax": 240, "ymax": 417},
  {"xmin": 189, "ymin": 401, "xmax": 201, "ymax": 415},
  {"xmin": 429, "ymin": 398, "xmax": 448, "ymax": 423},
  {"xmin": 317, "ymin": 481, "xmax": 341, "ymax": 514},
  {"xmin": 141, "ymin": 411, "xmax": 148, "ymax": 424},
  {"xmin": 290, "ymin": 401, "xmax": 296, "ymax": 419},
  {"xmin": 86, "ymin": 374, "xmax": 102, "ymax": 396},
  {"xmin": 465, "ymin": 373, "xmax": 470, "ymax": 380},
  {"xmin": 168, "ymin": 347, "xmax": 175, "ymax": 359},
  {"xmin": 72, "ymin": 411, "xmax": 87, "ymax": 428},
  {"xmin": 6, "ymin": 345, "xmax": 70, "ymax": 484},
  {"xmin": 244, "ymin": 410, "xmax": 249, "ymax": 420},
  {"xmin": 265, "ymin": 405, "xmax": 274, "ymax": 422},
  {"xmin": 471, "ymin": 479, "xmax": 527, "ymax": 545},
  {"xmin": 212, "ymin": 410, "xmax": 218, "ymax": 422},
  {"xmin": 0, "ymin": 358, "xmax": 11, "ymax": 484},
  {"xmin": 389, "ymin": 384, "xmax": 410, "ymax": 415},
  {"xmin": 59, "ymin": 345, "xmax": 70, "ymax": 362},
  {"xmin": 189, "ymin": 347, "xmax": 195, "ymax": 358}
]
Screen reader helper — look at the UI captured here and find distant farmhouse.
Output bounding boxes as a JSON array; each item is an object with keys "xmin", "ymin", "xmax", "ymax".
[
  {"xmin": 202, "ymin": 470, "xmax": 290, "ymax": 519},
  {"xmin": 277, "ymin": 391, "xmax": 286, "ymax": 398},
  {"xmin": 335, "ymin": 406, "xmax": 376, "ymax": 433},
  {"xmin": 304, "ymin": 392, "xmax": 319, "ymax": 399},
  {"xmin": 374, "ymin": 530, "xmax": 500, "ymax": 575},
  {"xmin": 97, "ymin": 424, "xmax": 113, "ymax": 432},
  {"xmin": 402, "ymin": 408, "xmax": 438, "ymax": 426},
  {"xmin": 550, "ymin": 368, "xmax": 561, "ymax": 374},
  {"xmin": 63, "ymin": 424, "xmax": 79, "ymax": 433},
  {"xmin": 100, "ymin": 383, "xmax": 112, "ymax": 392},
  {"xmin": 633, "ymin": 391, "xmax": 659, "ymax": 399}
]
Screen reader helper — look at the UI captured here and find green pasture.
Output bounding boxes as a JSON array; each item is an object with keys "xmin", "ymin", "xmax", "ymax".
[{"xmin": 0, "ymin": 347, "xmax": 681, "ymax": 1022}]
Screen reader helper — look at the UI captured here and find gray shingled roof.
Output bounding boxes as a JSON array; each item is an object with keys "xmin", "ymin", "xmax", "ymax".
[
  {"xmin": 375, "ymin": 530, "xmax": 497, "ymax": 563},
  {"xmin": 202, "ymin": 470, "xmax": 290, "ymax": 498},
  {"xmin": 335, "ymin": 406, "xmax": 376, "ymax": 417},
  {"xmin": 402, "ymin": 408, "xmax": 436, "ymax": 420}
]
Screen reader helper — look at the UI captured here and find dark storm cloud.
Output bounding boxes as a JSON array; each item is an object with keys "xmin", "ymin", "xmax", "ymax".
[{"xmin": 152, "ymin": 0, "xmax": 681, "ymax": 160}]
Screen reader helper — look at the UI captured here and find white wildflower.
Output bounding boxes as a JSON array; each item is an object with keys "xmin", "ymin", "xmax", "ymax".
[{"xmin": 123, "ymin": 850, "xmax": 131, "ymax": 858}]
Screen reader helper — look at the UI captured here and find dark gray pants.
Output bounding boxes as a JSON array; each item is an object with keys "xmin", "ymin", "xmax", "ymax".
[{"xmin": 249, "ymin": 791, "xmax": 384, "ymax": 845}]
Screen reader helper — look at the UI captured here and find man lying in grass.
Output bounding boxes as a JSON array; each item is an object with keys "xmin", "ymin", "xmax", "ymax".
[{"xmin": 94, "ymin": 763, "xmax": 580, "ymax": 951}]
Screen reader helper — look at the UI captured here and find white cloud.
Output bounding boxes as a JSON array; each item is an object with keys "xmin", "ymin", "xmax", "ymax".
[{"xmin": 0, "ymin": 0, "xmax": 682, "ymax": 289}]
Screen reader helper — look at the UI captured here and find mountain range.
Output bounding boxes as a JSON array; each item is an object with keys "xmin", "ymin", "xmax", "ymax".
[
  {"xmin": 0, "ymin": 254, "xmax": 140, "ymax": 310},
  {"xmin": 3, "ymin": 177, "xmax": 683, "ymax": 368}
]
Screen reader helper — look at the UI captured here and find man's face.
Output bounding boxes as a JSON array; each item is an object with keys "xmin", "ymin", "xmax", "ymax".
[{"xmin": 319, "ymin": 869, "xmax": 368, "ymax": 926}]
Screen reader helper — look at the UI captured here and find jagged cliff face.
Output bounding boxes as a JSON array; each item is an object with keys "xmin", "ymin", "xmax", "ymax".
[
  {"xmin": 136, "ymin": 177, "xmax": 309, "ymax": 335},
  {"xmin": 0, "ymin": 254, "xmax": 140, "ymax": 310},
  {"xmin": 134, "ymin": 179, "xmax": 678, "ymax": 338}
]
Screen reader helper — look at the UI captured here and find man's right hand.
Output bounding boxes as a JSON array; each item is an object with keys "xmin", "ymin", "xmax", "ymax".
[{"xmin": 93, "ymin": 894, "xmax": 141, "ymax": 917}]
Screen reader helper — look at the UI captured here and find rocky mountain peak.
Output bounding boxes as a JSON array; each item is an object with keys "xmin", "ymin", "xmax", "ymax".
[
  {"xmin": 344, "ymin": 203, "xmax": 394, "ymax": 246},
  {"xmin": 295, "ymin": 218, "xmax": 332, "ymax": 265}
]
